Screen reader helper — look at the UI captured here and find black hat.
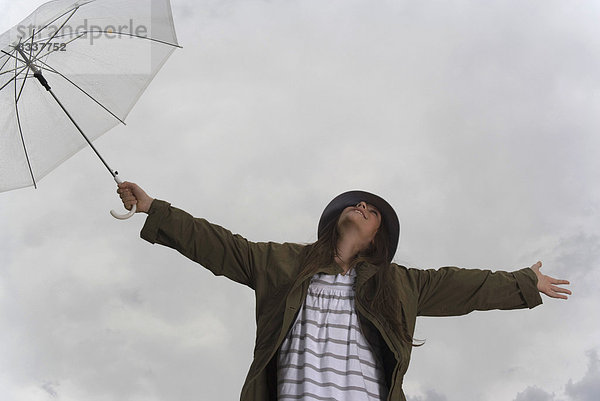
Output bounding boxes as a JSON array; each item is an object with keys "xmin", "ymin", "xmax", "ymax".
[{"xmin": 317, "ymin": 190, "xmax": 400, "ymax": 262}]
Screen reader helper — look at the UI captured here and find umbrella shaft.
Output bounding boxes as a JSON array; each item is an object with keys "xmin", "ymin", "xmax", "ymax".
[
  {"xmin": 16, "ymin": 46, "xmax": 51, "ymax": 91},
  {"xmin": 47, "ymin": 88, "xmax": 117, "ymax": 179},
  {"xmin": 22, "ymin": 40, "xmax": 119, "ymax": 180}
]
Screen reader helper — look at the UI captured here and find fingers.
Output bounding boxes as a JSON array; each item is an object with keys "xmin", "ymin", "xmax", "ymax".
[
  {"xmin": 549, "ymin": 285, "xmax": 572, "ymax": 295},
  {"xmin": 120, "ymin": 195, "xmax": 137, "ymax": 210},
  {"xmin": 121, "ymin": 194, "xmax": 138, "ymax": 204},
  {"xmin": 117, "ymin": 181, "xmax": 136, "ymax": 193},
  {"xmin": 116, "ymin": 182, "xmax": 137, "ymax": 198},
  {"xmin": 116, "ymin": 187, "xmax": 134, "ymax": 200},
  {"xmin": 116, "ymin": 181, "xmax": 152, "ymax": 213},
  {"xmin": 116, "ymin": 181, "xmax": 138, "ymax": 210},
  {"xmin": 530, "ymin": 261, "xmax": 572, "ymax": 300},
  {"xmin": 542, "ymin": 283, "xmax": 572, "ymax": 300},
  {"xmin": 547, "ymin": 291, "xmax": 569, "ymax": 300}
]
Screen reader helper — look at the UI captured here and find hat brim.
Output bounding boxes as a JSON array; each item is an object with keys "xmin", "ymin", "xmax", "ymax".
[{"xmin": 317, "ymin": 190, "xmax": 400, "ymax": 262}]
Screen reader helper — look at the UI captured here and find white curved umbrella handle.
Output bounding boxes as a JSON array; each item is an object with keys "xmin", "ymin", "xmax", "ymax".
[
  {"xmin": 111, "ymin": 174, "xmax": 136, "ymax": 220},
  {"xmin": 111, "ymin": 203, "xmax": 136, "ymax": 219}
]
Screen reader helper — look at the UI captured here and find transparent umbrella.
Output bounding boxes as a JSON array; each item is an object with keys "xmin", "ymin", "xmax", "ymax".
[{"xmin": 0, "ymin": 0, "xmax": 180, "ymax": 218}]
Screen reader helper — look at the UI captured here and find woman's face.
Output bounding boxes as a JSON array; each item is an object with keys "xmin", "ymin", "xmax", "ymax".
[{"xmin": 337, "ymin": 201, "xmax": 382, "ymax": 246}]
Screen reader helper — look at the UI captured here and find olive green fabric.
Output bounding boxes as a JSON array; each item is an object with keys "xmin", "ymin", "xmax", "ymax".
[{"xmin": 140, "ymin": 199, "xmax": 543, "ymax": 401}]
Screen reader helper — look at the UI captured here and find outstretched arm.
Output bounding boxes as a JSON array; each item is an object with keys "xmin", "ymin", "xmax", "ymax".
[
  {"xmin": 530, "ymin": 261, "xmax": 572, "ymax": 300},
  {"xmin": 115, "ymin": 183, "xmax": 305, "ymax": 291}
]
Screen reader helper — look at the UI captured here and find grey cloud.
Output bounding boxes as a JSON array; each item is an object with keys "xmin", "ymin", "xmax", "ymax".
[
  {"xmin": 512, "ymin": 350, "xmax": 600, "ymax": 401},
  {"xmin": 553, "ymin": 234, "xmax": 600, "ymax": 285},
  {"xmin": 407, "ymin": 389, "xmax": 449, "ymax": 401},
  {"xmin": 1, "ymin": 1, "xmax": 599, "ymax": 401},
  {"xmin": 565, "ymin": 350, "xmax": 600, "ymax": 401},
  {"xmin": 40, "ymin": 381, "xmax": 58, "ymax": 398},
  {"xmin": 118, "ymin": 287, "xmax": 144, "ymax": 306},
  {"xmin": 520, "ymin": 230, "xmax": 600, "ymax": 297},
  {"xmin": 514, "ymin": 386, "xmax": 559, "ymax": 401}
]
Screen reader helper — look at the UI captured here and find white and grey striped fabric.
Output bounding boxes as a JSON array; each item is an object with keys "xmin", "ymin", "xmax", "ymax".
[{"xmin": 277, "ymin": 268, "xmax": 388, "ymax": 401}]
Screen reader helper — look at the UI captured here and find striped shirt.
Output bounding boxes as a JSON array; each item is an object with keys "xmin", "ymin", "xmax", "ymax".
[{"xmin": 277, "ymin": 268, "xmax": 388, "ymax": 401}]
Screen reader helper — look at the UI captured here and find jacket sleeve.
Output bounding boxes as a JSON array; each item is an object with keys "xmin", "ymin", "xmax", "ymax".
[
  {"xmin": 139, "ymin": 199, "xmax": 294, "ymax": 290},
  {"xmin": 408, "ymin": 266, "xmax": 543, "ymax": 317}
]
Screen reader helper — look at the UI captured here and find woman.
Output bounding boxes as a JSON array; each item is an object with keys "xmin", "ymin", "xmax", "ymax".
[{"xmin": 117, "ymin": 182, "xmax": 571, "ymax": 401}]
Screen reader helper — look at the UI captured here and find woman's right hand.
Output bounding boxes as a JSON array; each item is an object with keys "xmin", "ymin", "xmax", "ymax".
[{"xmin": 117, "ymin": 181, "xmax": 154, "ymax": 214}]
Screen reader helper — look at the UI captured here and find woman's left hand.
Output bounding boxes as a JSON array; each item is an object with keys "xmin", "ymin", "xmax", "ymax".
[{"xmin": 530, "ymin": 261, "xmax": 572, "ymax": 299}]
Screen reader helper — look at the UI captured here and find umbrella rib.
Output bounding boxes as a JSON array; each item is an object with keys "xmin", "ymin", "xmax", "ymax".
[
  {"xmin": 13, "ymin": 52, "xmax": 37, "ymax": 189},
  {"xmin": 29, "ymin": 32, "xmax": 86, "ymax": 65},
  {"xmin": 20, "ymin": 5, "xmax": 82, "ymax": 46},
  {"xmin": 0, "ymin": 44, "xmax": 20, "ymax": 73},
  {"xmin": 88, "ymin": 30, "xmax": 183, "ymax": 48},
  {"xmin": 35, "ymin": 30, "xmax": 183, "ymax": 49},
  {"xmin": 0, "ymin": 64, "xmax": 29, "ymax": 93},
  {"xmin": 33, "ymin": 7, "xmax": 80, "ymax": 62},
  {"xmin": 1, "ymin": 49, "xmax": 24, "ymax": 64},
  {"xmin": 0, "ymin": 49, "xmax": 13, "ymax": 70},
  {"xmin": 1, "ymin": 45, "xmax": 27, "ymax": 78},
  {"xmin": 14, "ymin": 72, "xmax": 34, "ymax": 82},
  {"xmin": 15, "ymin": 66, "xmax": 31, "ymax": 104},
  {"xmin": 0, "ymin": 66, "xmax": 24, "ymax": 77},
  {"xmin": 16, "ymin": 31, "xmax": 38, "ymax": 103},
  {"xmin": 33, "ymin": 59, "xmax": 127, "ymax": 125}
]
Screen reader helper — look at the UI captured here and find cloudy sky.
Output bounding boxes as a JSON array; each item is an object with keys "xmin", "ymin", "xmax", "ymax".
[{"xmin": 1, "ymin": 0, "xmax": 599, "ymax": 400}]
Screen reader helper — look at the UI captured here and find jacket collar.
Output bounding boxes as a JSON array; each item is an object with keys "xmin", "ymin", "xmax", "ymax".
[
  {"xmin": 355, "ymin": 261, "xmax": 380, "ymax": 288},
  {"xmin": 312, "ymin": 261, "xmax": 380, "ymax": 288},
  {"xmin": 315, "ymin": 262, "xmax": 344, "ymax": 276}
]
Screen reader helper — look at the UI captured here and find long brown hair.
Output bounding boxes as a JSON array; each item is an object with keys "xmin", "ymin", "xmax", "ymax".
[{"xmin": 298, "ymin": 211, "xmax": 421, "ymax": 347}]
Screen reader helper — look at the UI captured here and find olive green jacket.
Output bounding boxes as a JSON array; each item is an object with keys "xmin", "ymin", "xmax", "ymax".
[{"xmin": 140, "ymin": 200, "xmax": 543, "ymax": 401}]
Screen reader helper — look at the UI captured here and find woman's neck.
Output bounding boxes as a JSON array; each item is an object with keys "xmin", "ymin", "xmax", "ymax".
[{"xmin": 335, "ymin": 234, "xmax": 367, "ymax": 274}]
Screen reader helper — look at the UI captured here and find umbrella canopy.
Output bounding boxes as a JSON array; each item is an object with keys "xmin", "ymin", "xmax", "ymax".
[{"xmin": 0, "ymin": 0, "xmax": 180, "ymax": 192}]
